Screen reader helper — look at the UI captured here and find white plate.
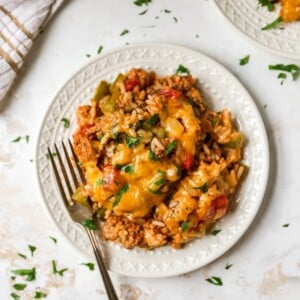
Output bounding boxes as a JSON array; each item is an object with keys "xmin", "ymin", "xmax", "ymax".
[
  {"xmin": 36, "ymin": 43, "xmax": 269, "ymax": 278},
  {"xmin": 214, "ymin": 0, "xmax": 300, "ymax": 60}
]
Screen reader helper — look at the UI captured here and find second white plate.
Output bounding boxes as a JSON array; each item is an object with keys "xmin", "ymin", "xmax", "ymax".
[
  {"xmin": 214, "ymin": 0, "xmax": 300, "ymax": 59},
  {"xmin": 36, "ymin": 43, "xmax": 269, "ymax": 278}
]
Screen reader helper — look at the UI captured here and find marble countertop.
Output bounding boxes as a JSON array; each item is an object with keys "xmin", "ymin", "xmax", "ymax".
[{"xmin": 1, "ymin": 0, "xmax": 300, "ymax": 299}]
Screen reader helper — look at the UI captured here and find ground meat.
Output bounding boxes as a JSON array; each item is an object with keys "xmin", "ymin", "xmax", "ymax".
[{"xmin": 102, "ymin": 215, "xmax": 144, "ymax": 249}]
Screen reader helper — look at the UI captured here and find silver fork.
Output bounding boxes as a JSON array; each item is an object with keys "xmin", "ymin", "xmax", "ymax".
[{"xmin": 47, "ymin": 140, "xmax": 118, "ymax": 300}]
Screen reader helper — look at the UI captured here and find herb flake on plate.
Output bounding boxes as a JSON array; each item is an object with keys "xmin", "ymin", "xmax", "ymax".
[
  {"xmin": 139, "ymin": 9, "xmax": 148, "ymax": 15},
  {"xmin": 12, "ymin": 283, "xmax": 27, "ymax": 291},
  {"xmin": 34, "ymin": 291, "xmax": 47, "ymax": 298},
  {"xmin": 83, "ymin": 219, "xmax": 97, "ymax": 230},
  {"xmin": 257, "ymin": 0, "xmax": 276, "ymax": 11},
  {"xmin": 52, "ymin": 260, "xmax": 68, "ymax": 276},
  {"xmin": 49, "ymin": 236, "xmax": 57, "ymax": 244},
  {"xmin": 11, "ymin": 268, "xmax": 36, "ymax": 281},
  {"xmin": 269, "ymin": 64, "xmax": 300, "ymax": 80},
  {"xmin": 175, "ymin": 64, "xmax": 190, "ymax": 75},
  {"xmin": 211, "ymin": 229, "xmax": 222, "ymax": 236},
  {"xmin": 225, "ymin": 263, "xmax": 233, "ymax": 270},
  {"xmin": 282, "ymin": 223, "xmax": 289, "ymax": 227},
  {"xmin": 134, "ymin": 0, "xmax": 151, "ymax": 6},
  {"xmin": 239, "ymin": 55, "xmax": 250, "ymax": 66},
  {"xmin": 61, "ymin": 118, "xmax": 70, "ymax": 128},
  {"xmin": 261, "ymin": 16, "xmax": 283, "ymax": 30},
  {"xmin": 97, "ymin": 45, "xmax": 103, "ymax": 54},
  {"xmin": 28, "ymin": 245, "xmax": 37, "ymax": 257}
]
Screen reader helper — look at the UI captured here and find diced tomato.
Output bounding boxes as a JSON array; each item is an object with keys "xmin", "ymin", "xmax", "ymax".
[
  {"xmin": 211, "ymin": 195, "xmax": 228, "ymax": 220},
  {"xmin": 124, "ymin": 78, "xmax": 139, "ymax": 91},
  {"xmin": 182, "ymin": 153, "xmax": 193, "ymax": 170},
  {"xmin": 157, "ymin": 88, "xmax": 181, "ymax": 99},
  {"xmin": 102, "ymin": 166, "xmax": 122, "ymax": 192}
]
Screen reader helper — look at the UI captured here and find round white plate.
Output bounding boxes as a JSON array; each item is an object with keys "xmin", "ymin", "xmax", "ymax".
[
  {"xmin": 214, "ymin": 0, "xmax": 300, "ymax": 60},
  {"xmin": 36, "ymin": 43, "xmax": 269, "ymax": 278}
]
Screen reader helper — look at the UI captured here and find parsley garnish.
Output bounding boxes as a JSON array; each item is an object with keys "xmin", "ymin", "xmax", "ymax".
[
  {"xmin": 181, "ymin": 221, "xmax": 189, "ymax": 233},
  {"xmin": 173, "ymin": 17, "xmax": 178, "ymax": 23},
  {"xmin": 269, "ymin": 64, "xmax": 300, "ymax": 81},
  {"xmin": 206, "ymin": 276, "xmax": 223, "ymax": 286},
  {"xmin": 61, "ymin": 118, "xmax": 70, "ymax": 128},
  {"xmin": 25, "ymin": 135, "xmax": 30, "ymax": 143},
  {"xmin": 282, "ymin": 223, "xmax": 289, "ymax": 227},
  {"xmin": 175, "ymin": 64, "xmax": 190, "ymax": 75},
  {"xmin": 52, "ymin": 260, "xmax": 68, "ymax": 276},
  {"xmin": 262, "ymin": 16, "xmax": 283, "ymax": 30},
  {"xmin": 120, "ymin": 29, "xmax": 129, "ymax": 36},
  {"xmin": 211, "ymin": 229, "xmax": 222, "ymax": 236},
  {"xmin": 225, "ymin": 263, "xmax": 233, "ymax": 270},
  {"xmin": 192, "ymin": 182, "xmax": 208, "ymax": 193},
  {"xmin": 154, "ymin": 178, "xmax": 166, "ymax": 186},
  {"xmin": 257, "ymin": 0, "xmax": 275, "ymax": 11},
  {"xmin": 97, "ymin": 45, "xmax": 103, "ymax": 54},
  {"xmin": 49, "ymin": 236, "xmax": 57, "ymax": 244},
  {"xmin": 83, "ymin": 219, "xmax": 97, "ymax": 230},
  {"xmin": 34, "ymin": 291, "xmax": 47, "ymax": 298},
  {"xmin": 17, "ymin": 253, "xmax": 27, "ymax": 260},
  {"xmin": 11, "ymin": 268, "xmax": 36, "ymax": 281},
  {"xmin": 148, "ymin": 113, "xmax": 160, "ymax": 125},
  {"xmin": 28, "ymin": 245, "xmax": 36, "ymax": 257},
  {"xmin": 11, "ymin": 137, "xmax": 21, "ymax": 143},
  {"xmin": 134, "ymin": 0, "xmax": 151, "ymax": 6},
  {"xmin": 81, "ymin": 262, "xmax": 95, "ymax": 271},
  {"xmin": 46, "ymin": 152, "xmax": 57, "ymax": 159},
  {"xmin": 239, "ymin": 55, "xmax": 250, "ymax": 66},
  {"xmin": 188, "ymin": 99, "xmax": 195, "ymax": 107},
  {"xmin": 113, "ymin": 184, "xmax": 129, "ymax": 207},
  {"xmin": 95, "ymin": 178, "xmax": 103, "ymax": 187},
  {"xmin": 85, "ymin": 53, "xmax": 91, "ymax": 58},
  {"xmin": 165, "ymin": 140, "xmax": 178, "ymax": 155},
  {"xmin": 10, "ymin": 293, "xmax": 20, "ymax": 300},
  {"xmin": 126, "ymin": 136, "xmax": 139, "ymax": 147},
  {"xmin": 149, "ymin": 150, "xmax": 159, "ymax": 162},
  {"xmin": 163, "ymin": 9, "xmax": 171, "ymax": 13},
  {"xmin": 12, "ymin": 283, "xmax": 27, "ymax": 291},
  {"xmin": 122, "ymin": 165, "xmax": 134, "ymax": 174},
  {"xmin": 139, "ymin": 9, "xmax": 148, "ymax": 15}
]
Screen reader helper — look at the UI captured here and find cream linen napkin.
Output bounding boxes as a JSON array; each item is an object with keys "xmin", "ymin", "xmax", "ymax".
[{"xmin": 0, "ymin": 0, "xmax": 64, "ymax": 102}]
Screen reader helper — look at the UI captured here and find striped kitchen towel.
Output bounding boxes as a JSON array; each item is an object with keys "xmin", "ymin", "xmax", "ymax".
[{"xmin": 0, "ymin": 0, "xmax": 64, "ymax": 102}]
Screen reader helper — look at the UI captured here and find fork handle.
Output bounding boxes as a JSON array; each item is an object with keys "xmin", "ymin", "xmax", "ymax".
[{"xmin": 85, "ymin": 227, "xmax": 119, "ymax": 300}]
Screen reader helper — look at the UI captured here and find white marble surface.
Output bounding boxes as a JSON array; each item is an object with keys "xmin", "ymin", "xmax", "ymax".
[{"xmin": 0, "ymin": 0, "xmax": 300, "ymax": 299}]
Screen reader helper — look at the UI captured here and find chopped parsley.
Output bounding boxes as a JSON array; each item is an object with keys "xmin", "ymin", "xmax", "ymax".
[
  {"xmin": 148, "ymin": 113, "xmax": 160, "ymax": 125},
  {"xmin": 192, "ymin": 182, "xmax": 208, "ymax": 193},
  {"xmin": 261, "ymin": 16, "xmax": 283, "ymax": 30},
  {"xmin": 81, "ymin": 262, "xmax": 95, "ymax": 271},
  {"xmin": 211, "ymin": 229, "xmax": 222, "ymax": 236},
  {"xmin": 97, "ymin": 45, "xmax": 103, "ymax": 54},
  {"xmin": 10, "ymin": 293, "xmax": 20, "ymax": 300},
  {"xmin": 139, "ymin": 9, "xmax": 148, "ymax": 15},
  {"xmin": 28, "ymin": 245, "xmax": 36, "ymax": 257},
  {"xmin": 52, "ymin": 260, "xmax": 68, "ymax": 276},
  {"xmin": 282, "ymin": 223, "xmax": 289, "ymax": 227},
  {"xmin": 11, "ymin": 136, "xmax": 21, "ymax": 143},
  {"xmin": 83, "ymin": 219, "xmax": 97, "ymax": 230},
  {"xmin": 120, "ymin": 29, "xmax": 129, "ymax": 36},
  {"xmin": 225, "ymin": 263, "xmax": 233, "ymax": 270},
  {"xmin": 61, "ymin": 118, "xmax": 70, "ymax": 128},
  {"xmin": 34, "ymin": 291, "xmax": 47, "ymax": 298},
  {"xmin": 122, "ymin": 165, "xmax": 134, "ymax": 174},
  {"xmin": 173, "ymin": 17, "xmax": 178, "ymax": 23},
  {"xmin": 175, "ymin": 64, "xmax": 190, "ymax": 75},
  {"xmin": 163, "ymin": 9, "xmax": 171, "ymax": 13},
  {"xmin": 149, "ymin": 150, "xmax": 159, "ymax": 162},
  {"xmin": 25, "ymin": 135, "xmax": 30, "ymax": 143},
  {"xmin": 11, "ymin": 268, "xmax": 36, "ymax": 281},
  {"xmin": 165, "ymin": 140, "xmax": 178, "ymax": 155},
  {"xmin": 181, "ymin": 221, "xmax": 189, "ymax": 233},
  {"xmin": 154, "ymin": 178, "xmax": 166, "ymax": 186},
  {"xmin": 49, "ymin": 236, "xmax": 57, "ymax": 244},
  {"xmin": 239, "ymin": 55, "xmax": 250, "ymax": 66},
  {"xmin": 134, "ymin": 0, "xmax": 151, "ymax": 6},
  {"xmin": 113, "ymin": 184, "xmax": 129, "ymax": 207},
  {"xmin": 188, "ymin": 99, "xmax": 196, "ymax": 107},
  {"xmin": 269, "ymin": 64, "xmax": 300, "ymax": 81},
  {"xmin": 257, "ymin": 0, "xmax": 275, "ymax": 11},
  {"xmin": 17, "ymin": 253, "xmax": 27, "ymax": 260},
  {"xmin": 95, "ymin": 178, "xmax": 103, "ymax": 187},
  {"xmin": 206, "ymin": 276, "xmax": 223, "ymax": 286},
  {"xmin": 46, "ymin": 152, "xmax": 57, "ymax": 159},
  {"xmin": 12, "ymin": 283, "xmax": 27, "ymax": 291},
  {"xmin": 85, "ymin": 53, "xmax": 91, "ymax": 58},
  {"xmin": 126, "ymin": 136, "xmax": 139, "ymax": 147}
]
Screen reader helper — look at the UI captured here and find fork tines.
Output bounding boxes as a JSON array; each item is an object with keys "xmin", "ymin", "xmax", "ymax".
[{"xmin": 47, "ymin": 140, "xmax": 84, "ymax": 207}]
